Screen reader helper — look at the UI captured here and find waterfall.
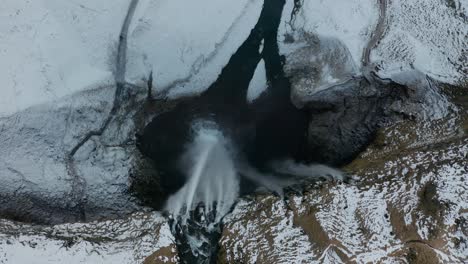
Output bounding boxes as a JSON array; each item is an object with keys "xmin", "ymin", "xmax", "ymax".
[
  {"xmin": 165, "ymin": 121, "xmax": 239, "ymax": 262},
  {"xmin": 166, "ymin": 120, "xmax": 239, "ymax": 225},
  {"xmin": 164, "ymin": 121, "xmax": 345, "ymax": 263}
]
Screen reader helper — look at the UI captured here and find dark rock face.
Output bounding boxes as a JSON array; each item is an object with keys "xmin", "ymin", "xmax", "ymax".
[
  {"xmin": 133, "ymin": 0, "xmax": 450, "ymax": 212},
  {"xmin": 304, "ymin": 76, "xmax": 450, "ymax": 165},
  {"xmin": 135, "ymin": 74, "xmax": 449, "ymax": 211},
  {"xmin": 136, "ymin": 84, "xmax": 309, "ymax": 197},
  {"xmin": 305, "ymin": 79, "xmax": 409, "ymax": 165}
]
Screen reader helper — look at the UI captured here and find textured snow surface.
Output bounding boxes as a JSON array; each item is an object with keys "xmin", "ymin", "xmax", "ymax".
[
  {"xmin": 281, "ymin": 36, "xmax": 359, "ymax": 106},
  {"xmin": 126, "ymin": 0, "xmax": 263, "ymax": 98},
  {"xmin": 278, "ymin": 0, "xmax": 379, "ymax": 68},
  {"xmin": 1, "ymin": 0, "xmax": 264, "ymax": 115},
  {"xmin": 277, "ymin": 0, "xmax": 377, "ymax": 101},
  {"xmin": 0, "ymin": 0, "xmax": 130, "ymax": 117},
  {"xmin": 1, "ymin": 0, "xmax": 466, "ymax": 262},
  {"xmin": 0, "ymin": 86, "xmax": 146, "ymax": 222},
  {"xmin": 0, "ymin": 0, "xmax": 266, "ymax": 222},
  {"xmin": 220, "ymin": 118, "xmax": 468, "ymax": 263},
  {"xmin": 0, "ymin": 212, "xmax": 177, "ymax": 264},
  {"xmin": 220, "ymin": 196, "xmax": 318, "ymax": 263},
  {"xmin": 371, "ymin": 0, "xmax": 467, "ymax": 83},
  {"xmin": 279, "ymin": 0, "xmax": 466, "ymax": 98}
]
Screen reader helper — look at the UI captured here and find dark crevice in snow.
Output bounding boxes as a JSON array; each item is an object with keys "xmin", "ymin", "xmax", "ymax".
[
  {"xmin": 290, "ymin": 0, "xmax": 303, "ymax": 24},
  {"xmin": 147, "ymin": 70, "xmax": 154, "ymax": 100}
]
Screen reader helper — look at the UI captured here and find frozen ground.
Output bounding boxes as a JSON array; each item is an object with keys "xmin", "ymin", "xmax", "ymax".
[
  {"xmin": 220, "ymin": 114, "xmax": 468, "ymax": 263},
  {"xmin": 278, "ymin": 0, "xmax": 379, "ymax": 68},
  {"xmin": 0, "ymin": 0, "xmax": 130, "ymax": 117},
  {"xmin": 371, "ymin": 0, "xmax": 467, "ymax": 84},
  {"xmin": 0, "ymin": 85, "xmax": 148, "ymax": 223},
  {"xmin": 278, "ymin": 0, "xmax": 467, "ymax": 102},
  {"xmin": 0, "ymin": 212, "xmax": 178, "ymax": 264},
  {"xmin": 0, "ymin": 0, "xmax": 265, "ymax": 223},
  {"xmin": 1, "ymin": 0, "xmax": 264, "ymax": 117},
  {"xmin": 277, "ymin": 0, "xmax": 378, "ymax": 103},
  {"xmin": 0, "ymin": 0, "xmax": 466, "ymax": 262},
  {"xmin": 125, "ymin": 0, "xmax": 264, "ymax": 98}
]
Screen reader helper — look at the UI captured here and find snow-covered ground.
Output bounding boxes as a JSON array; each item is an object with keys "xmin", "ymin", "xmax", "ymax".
[
  {"xmin": 371, "ymin": 0, "xmax": 467, "ymax": 84},
  {"xmin": 125, "ymin": 0, "xmax": 264, "ymax": 98},
  {"xmin": 1, "ymin": 0, "xmax": 264, "ymax": 117},
  {"xmin": 278, "ymin": 0, "xmax": 379, "ymax": 69},
  {"xmin": 277, "ymin": 0, "xmax": 378, "ymax": 103},
  {"xmin": 0, "ymin": 85, "xmax": 146, "ymax": 223},
  {"xmin": 0, "ymin": 0, "xmax": 130, "ymax": 117},
  {"xmin": 220, "ymin": 117, "xmax": 468, "ymax": 263},
  {"xmin": 220, "ymin": 196, "xmax": 318, "ymax": 263},
  {"xmin": 278, "ymin": 0, "xmax": 466, "ymax": 102},
  {"xmin": 0, "ymin": 212, "xmax": 178, "ymax": 264},
  {"xmin": 0, "ymin": 0, "xmax": 265, "ymax": 223},
  {"xmin": 1, "ymin": 0, "xmax": 466, "ymax": 262}
]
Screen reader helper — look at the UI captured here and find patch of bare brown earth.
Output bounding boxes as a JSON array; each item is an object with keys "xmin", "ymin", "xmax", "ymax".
[
  {"xmin": 143, "ymin": 245, "xmax": 179, "ymax": 264},
  {"xmin": 218, "ymin": 86, "xmax": 467, "ymax": 263}
]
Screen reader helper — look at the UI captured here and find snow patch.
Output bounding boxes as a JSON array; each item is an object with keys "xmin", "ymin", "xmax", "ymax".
[
  {"xmin": 246, "ymin": 59, "xmax": 268, "ymax": 103},
  {"xmin": 125, "ymin": 0, "xmax": 264, "ymax": 97}
]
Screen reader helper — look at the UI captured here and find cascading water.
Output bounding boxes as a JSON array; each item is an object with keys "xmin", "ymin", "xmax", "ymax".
[
  {"xmin": 164, "ymin": 121, "xmax": 346, "ymax": 263},
  {"xmin": 166, "ymin": 123, "xmax": 238, "ymax": 223},
  {"xmin": 136, "ymin": 1, "xmax": 347, "ymax": 262},
  {"xmin": 165, "ymin": 121, "xmax": 239, "ymax": 263}
]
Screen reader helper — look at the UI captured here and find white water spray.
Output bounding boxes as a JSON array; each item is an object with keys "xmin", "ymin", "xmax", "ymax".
[
  {"xmin": 166, "ymin": 122, "xmax": 346, "ymax": 222},
  {"xmin": 165, "ymin": 122, "xmax": 239, "ymax": 224},
  {"xmin": 271, "ymin": 159, "xmax": 346, "ymax": 181},
  {"xmin": 165, "ymin": 121, "xmax": 346, "ymax": 261},
  {"xmin": 238, "ymin": 159, "xmax": 346, "ymax": 196}
]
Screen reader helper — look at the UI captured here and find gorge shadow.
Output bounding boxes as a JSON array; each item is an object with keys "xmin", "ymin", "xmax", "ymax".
[{"xmin": 134, "ymin": 0, "xmax": 315, "ymax": 208}]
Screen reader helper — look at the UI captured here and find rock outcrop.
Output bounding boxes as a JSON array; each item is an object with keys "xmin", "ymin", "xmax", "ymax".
[{"xmin": 219, "ymin": 87, "xmax": 468, "ymax": 263}]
